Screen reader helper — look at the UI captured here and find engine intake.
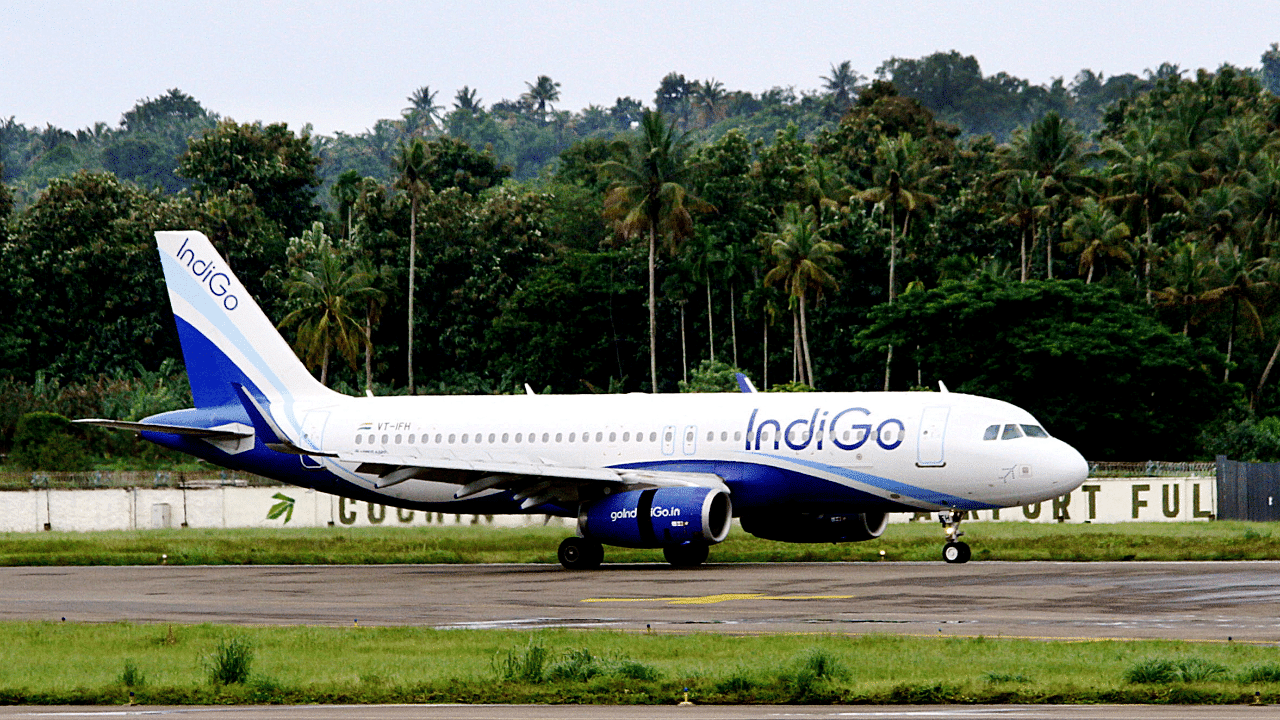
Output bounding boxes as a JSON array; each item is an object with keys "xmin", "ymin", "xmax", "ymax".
[
  {"xmin": 740, "ymin": 510, "xmax": 888, "ymax": 543},
  {"xmin": 578, "ymin": 486, "xmax": 731, "ymax": 548}
]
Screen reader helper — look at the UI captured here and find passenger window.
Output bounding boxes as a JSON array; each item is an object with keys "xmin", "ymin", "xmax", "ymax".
[
  {"xmin": 983, "ymin": 425, "xmax": 999, "ymax": 441},
  {"xmin": 501, "ymin": 433, "xmax": 509, "ymax": 443},
  {"xmin": 355, "ymin": 435, "xmax": 362, "ymax": 445},
  {"xmin": 461, "ymin": 434, "xmax": 469, "ymax": 443},
  {"xmin": 609, "ymin": 431, "xmax": 616, "ymax": 442},
  {"xmin": 556, "ymin": 433, "xmax": 563, "ymax": 442},
  {"xmin": 706, "ymin": 430, "xmax": 714, "ymax": 442},
  {"xmin": 568, "ymin": 432, "xmax": 575, "ymax": 442},
  {"xmin": 721, "ymin": 431, "xmax": 728, "ymax": 442},
  {"xmin": 1001, "ymin": 424, "xmax": 1024, "ymax": 440},
  {"xmin": 408, "ymin": 434, "xmax": 415, "ymax": 444},
  {"xmin": 448, "ymin": 434, "xmax": 456, "ymax": 443},
  {"xmin": 734, "ymin": 431, "xmax": 741, "ymax": 442},
  {"xmin": 650, "ymin": 431, "xmax": 658, "ymax": 442},
  {"xmin": 1021, "ymin": 425, "xmax": 1049, "ymax": 438},
  {"xmin": 596, "ymin": 432, "xmax": 603, "ymax": 442},
  {"xmin": 623, "ymin": 432, "xmax": 630, "ymax": 442},
  {"xmin": 542, "ymin": 433, "xmax": 550, "ymax": 443},
  {"xmin": 395, "ymin": 434, "xmax": 402, "ymax": 444},
  {"xmin": 434, "ymin": 434, "xmax": 442, "ymax": 443},
  {"xmin": 382, "ymin": 434, "xmax": 389, "ymax": 444},
  {"xmin": 488, "ymin": 433, "xmax": 495, "ymax": 443}
]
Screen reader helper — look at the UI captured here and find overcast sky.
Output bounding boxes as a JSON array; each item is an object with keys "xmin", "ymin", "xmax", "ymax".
[{"xmin": 4, "ymin": 1, "xmax": 1277, "ymax": 136}]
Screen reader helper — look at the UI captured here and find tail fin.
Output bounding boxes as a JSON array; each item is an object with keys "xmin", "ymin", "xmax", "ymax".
[{"xmin": 156, "ymin": 231, "xmax": 339, "ymax": 408}]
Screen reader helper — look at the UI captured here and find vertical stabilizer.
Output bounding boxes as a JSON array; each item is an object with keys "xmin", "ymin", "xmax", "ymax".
[{"xmin": 155, "ymin": 231, "xmax": 339, "ymax": 408}]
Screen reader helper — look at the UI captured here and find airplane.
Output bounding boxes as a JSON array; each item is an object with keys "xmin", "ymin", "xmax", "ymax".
[{"xmin": 80, "ymin": 230, "xmax": 1089, "ymax": 569}]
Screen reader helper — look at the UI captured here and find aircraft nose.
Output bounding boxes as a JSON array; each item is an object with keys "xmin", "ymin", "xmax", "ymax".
[{"xmin": 1047, "ymin": 439, "xmax": 1089, "ymax": 491}]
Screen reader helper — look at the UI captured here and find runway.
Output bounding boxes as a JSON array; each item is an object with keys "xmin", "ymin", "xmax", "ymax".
[{"xmin": 3, "ymin": 561, "xmax": 1279, "ymax": 643}]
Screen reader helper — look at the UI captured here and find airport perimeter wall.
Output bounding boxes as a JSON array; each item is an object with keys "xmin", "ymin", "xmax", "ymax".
[{"xmin": 0, "ymin": 476, "xmax": 1216, "ymax": 533}]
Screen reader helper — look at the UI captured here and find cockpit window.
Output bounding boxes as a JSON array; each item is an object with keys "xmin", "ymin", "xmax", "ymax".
[
  {"xmin": 983, "ymin": 425, "xmax": 999, "ymax": 441},
  {"xmin": 1001, "ymin": 424, "xmax": 1024, "ymax": 440},
  {"xmin": 1021, "ymin": 424, "xmax": 1049, "ymax": 438}
]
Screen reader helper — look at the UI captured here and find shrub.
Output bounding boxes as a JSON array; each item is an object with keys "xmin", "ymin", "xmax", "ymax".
[
  {"xmin": 546, "ymin": 648, "xmax": 604, "ymax": 682},
  {"xmin": 10, "ymin": 412, "xmax": 91, "ymax": 471},
  {"xmin": 494, "ymin": 640, "xmax": 548, "ymax": 683},
  {"xmin": 1124, "ymin": 657, "xmax": 1228, "ymax": 684},
  {"xmin": 1241, "ymin": 664, "xmax": 1280, "ymax": 683},
  {"xmin": 205, "ymin": 637, "xmax": 254, "ymax": 685},
  {"xmin": 118, "ymin": 659, "xmax": 145, "ymax": 688}
]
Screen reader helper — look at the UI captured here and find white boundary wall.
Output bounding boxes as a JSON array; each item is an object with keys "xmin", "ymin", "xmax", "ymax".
[{"xmin": 0, "ymin": 477, "xmax": 1215, "ymax": 534}]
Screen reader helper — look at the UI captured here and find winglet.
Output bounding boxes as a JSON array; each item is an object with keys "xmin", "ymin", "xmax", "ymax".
[
  {"xmin": 938, "ymin": 381, "xmax": 949, "ymax": 394},
  {"xmin": 231, "ymin": 383, "xmax": 337, "ymax": 457},
  {"xmin": 735, "ymin": 373, "xmax": 758, "ymax": 393}
]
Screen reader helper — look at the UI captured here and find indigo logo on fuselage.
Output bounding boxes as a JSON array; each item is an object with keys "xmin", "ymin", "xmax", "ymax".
[
  {"xmin": 175, "ymin": 237, "xmax": 239, "ymax": 311},
  {"xmin": 744, "ymin": 407, "xmax": 904, "ymax": 452}
]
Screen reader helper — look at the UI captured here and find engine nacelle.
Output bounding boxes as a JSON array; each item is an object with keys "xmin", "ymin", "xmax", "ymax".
[
  {"xmin": 578, "ymin": 487, "xmax": 731, "ymax": 548},
  {"xmin": 740, "ymin": 510, "xmax": 889, "ymax": 543}
]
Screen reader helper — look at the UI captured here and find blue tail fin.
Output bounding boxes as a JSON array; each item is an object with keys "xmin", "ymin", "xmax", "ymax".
[{"xmin": 155, "ymin": 231, "xmax": 339, "ymax": 408}]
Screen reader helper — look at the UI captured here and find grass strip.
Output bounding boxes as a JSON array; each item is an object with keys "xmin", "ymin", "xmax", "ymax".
[
  {"xmin": 0, "ymin": 521, "xmax": 1278, "ymax": 566},
  {"xmin": 0, "ymin": 621, "xmax": 1277, "ymax": 705}
]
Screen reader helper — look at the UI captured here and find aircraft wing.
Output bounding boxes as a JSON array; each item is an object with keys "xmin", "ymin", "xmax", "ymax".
[{"xmin": 345, "ymin": 453, "xmax": 728, "ymax": 509}]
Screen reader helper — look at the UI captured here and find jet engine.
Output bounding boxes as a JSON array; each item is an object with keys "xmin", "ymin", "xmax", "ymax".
[
  {"xmin": 578, "ymin": 486, "xmax": 731, "ymax": 547},
  {"xmin": 740, "ymin": 510, "xmax": 888, "ymax": 543}
]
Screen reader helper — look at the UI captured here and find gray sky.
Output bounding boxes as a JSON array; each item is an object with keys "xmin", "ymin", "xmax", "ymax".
[{"xmin": 4, "ymin": 1, "xmax": 1278, "ymax": 136}]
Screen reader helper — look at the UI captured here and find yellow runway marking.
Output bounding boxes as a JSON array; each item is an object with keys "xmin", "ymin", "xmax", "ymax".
[{"xmin": 583, "ymin": 593, "xmax": 854, "ymax": 605}]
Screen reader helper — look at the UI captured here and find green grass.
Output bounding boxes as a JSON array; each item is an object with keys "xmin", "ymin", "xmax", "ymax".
[
  {"xmin": 0, "ymin": 520, "xmax": 1278, "ymax": 566},
  {"xmin": 0, "ymin": 622, "xmax": 1277, "ymax": 705}
]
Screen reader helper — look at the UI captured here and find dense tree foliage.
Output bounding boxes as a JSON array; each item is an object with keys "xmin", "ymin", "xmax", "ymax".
[{"xmin": 4, "ymin": 46, "xmax": 1280, "ymax": 463}]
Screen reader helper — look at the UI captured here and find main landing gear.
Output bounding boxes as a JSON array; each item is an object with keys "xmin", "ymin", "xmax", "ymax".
[
  {"xmin": 939, "ymin": 510, "xmax": 971, "ymax": 564},
  {"xmin": 558, "ymin": 537, "xmax": 603, "ymax": 570},
  {"xmin": 557, "ymin": 538, "xmax": 711, "ymax": 569}
]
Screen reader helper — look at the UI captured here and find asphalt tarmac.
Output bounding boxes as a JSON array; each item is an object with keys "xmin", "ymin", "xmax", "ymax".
[{"xmin": 2, "ymin": 561, "xmax": 1279, "ymax": 643}]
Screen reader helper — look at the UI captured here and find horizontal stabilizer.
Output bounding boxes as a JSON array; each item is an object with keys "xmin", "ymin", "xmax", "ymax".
[{"xmin": 74, "ymin": 419, "xmax": 252, "ymax": 440}]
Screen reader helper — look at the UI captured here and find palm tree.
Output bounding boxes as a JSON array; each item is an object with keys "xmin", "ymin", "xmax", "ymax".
[
  {"xmin": 858, "ymin": 134, "xmax": 936, "ymax": 303},
  {"xmin": 761, "ymin": 204, "xmax": 844, "ymax": 387},
  {"xmin": 692, "ymin": 79, "xmax": 727, "ymax": 128},
  {"xmin": 687, "ymin": 231, "xmax": 723, "ymax": 362},
  {"xmin": 1201, "ymin": 242, "xmax": 1272, "ymax": 382},
  {"xmin": 996, "ymin": 172, "xmax": 1049, "ymax": 282},
  {"xmin": 995, "ymin": 111, "xmax": 1092, "ymax": 279},
  {"xmin": 393, "ymin": 138, "xmax": 431, "ymax": 394},
  {"xmin": 601, "ymin": 111, "xmax": 705, "ymax": 393},
  {"xmin": 330, "ymin": 170, "xmax": 362, "ymax": 241},
  {"xmin": 858, "ymin": 134, "xmax": 935, "ymax": 390},
  {"xmin": 1060, "ymin": 198, "xmax": 1132, "ymax": 283},
  {"xmin": 453, "ymin": 86, "xmax": 483, "ymax": 113},
  {"xmin": 1151, "ymin": 241, "xmax": 1211, "ymax": 336},
  {"xmin": 404, "ymin": 86, "xmax": 443, "ymax": 134},
  {"xmin": 522, "ymin": 75, "xmax": 561, "ymax": 122},
  {"xmin": 280, "ymin": 242, "xmax": 379, "ymax": 387},
  {"xmin": 821, "ymin": 61, "xmax": 861, "ymax": 114},
  {"xmin": 1101, "ymin": 121, "xmax": 1195, "ymax": 302}
]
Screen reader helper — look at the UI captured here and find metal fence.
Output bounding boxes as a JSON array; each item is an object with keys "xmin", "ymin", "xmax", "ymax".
[
  {"xmin": 0, "ymin": 470, "xmax": 281, "ymax": 491},
  {"xmin": 1088, "ymin": 461, "xmax": 1216, "ymax": 477}
]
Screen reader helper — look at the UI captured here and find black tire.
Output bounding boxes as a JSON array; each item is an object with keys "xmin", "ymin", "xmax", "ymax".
[
  {"xmin": 663, "ymin": 543, "xmax": 709, "ymax": 567},
  {"xmin": 943, "ymin": 541, "xmax": 971, "ymax": 564},
  {"xmin": 558, "ymin": 537, "xmax": 603, "ymax": 570}
]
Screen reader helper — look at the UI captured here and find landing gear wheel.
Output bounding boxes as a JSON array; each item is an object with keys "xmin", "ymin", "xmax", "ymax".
[
  {"xmin": 558, "ymin": 537, "xmax": 604, "ymax": 570},
  {"xmin": 938, "ymin": 510, "xmax": 971, "ymax": 564},
  {"xmin": 943, "ymin": 541, "xmax": 971, "ymax": 564},
  {"xmin": 663, "ymin": 543, "xmax": 709, "ymax": 567}
]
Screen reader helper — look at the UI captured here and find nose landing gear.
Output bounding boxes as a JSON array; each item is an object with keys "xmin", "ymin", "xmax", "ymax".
[{"xmin": 939, "ymin": 510, "xmax": 971, "ymax": 564}]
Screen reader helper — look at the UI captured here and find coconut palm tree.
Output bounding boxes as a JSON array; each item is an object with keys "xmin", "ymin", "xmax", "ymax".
[
  {"xmin": 330, "ymin": 170, "xmax": 362, "ymax": 241},
  {"xmin": 1201, "ymin": 242, "xmax": 1272, "ymax": 382},
  {"xmin": 393, "ymin": 138, "xmax": 431, "ymax": 393},
  {"xmin": 601, "ymin": 111, "xmax": 706, "ymax": 393},
  {"xmin": 453, "ymin": 86, "xmax": 483, "ymax": 113},
  {"xmin": 404, "ymin": 86, "xmax": 443, "ymax": 134},
  {"xmin": 522, "ymin": 75, "xmax": 561, "ymax": 123},
  {"xmin": 1060, "ymin": 198, "xmax": 1132, "ymax": 283},
  {"xmin": 821, "ymin": 61, "xmax": 862, "ymax": 114},
  {"xmin": 761, "ymin": 204, "xmax": 843, "ymax": 387},
  {"xmin": 280, "ymin": 242, "xmax": 379, "ymax": 387}
]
